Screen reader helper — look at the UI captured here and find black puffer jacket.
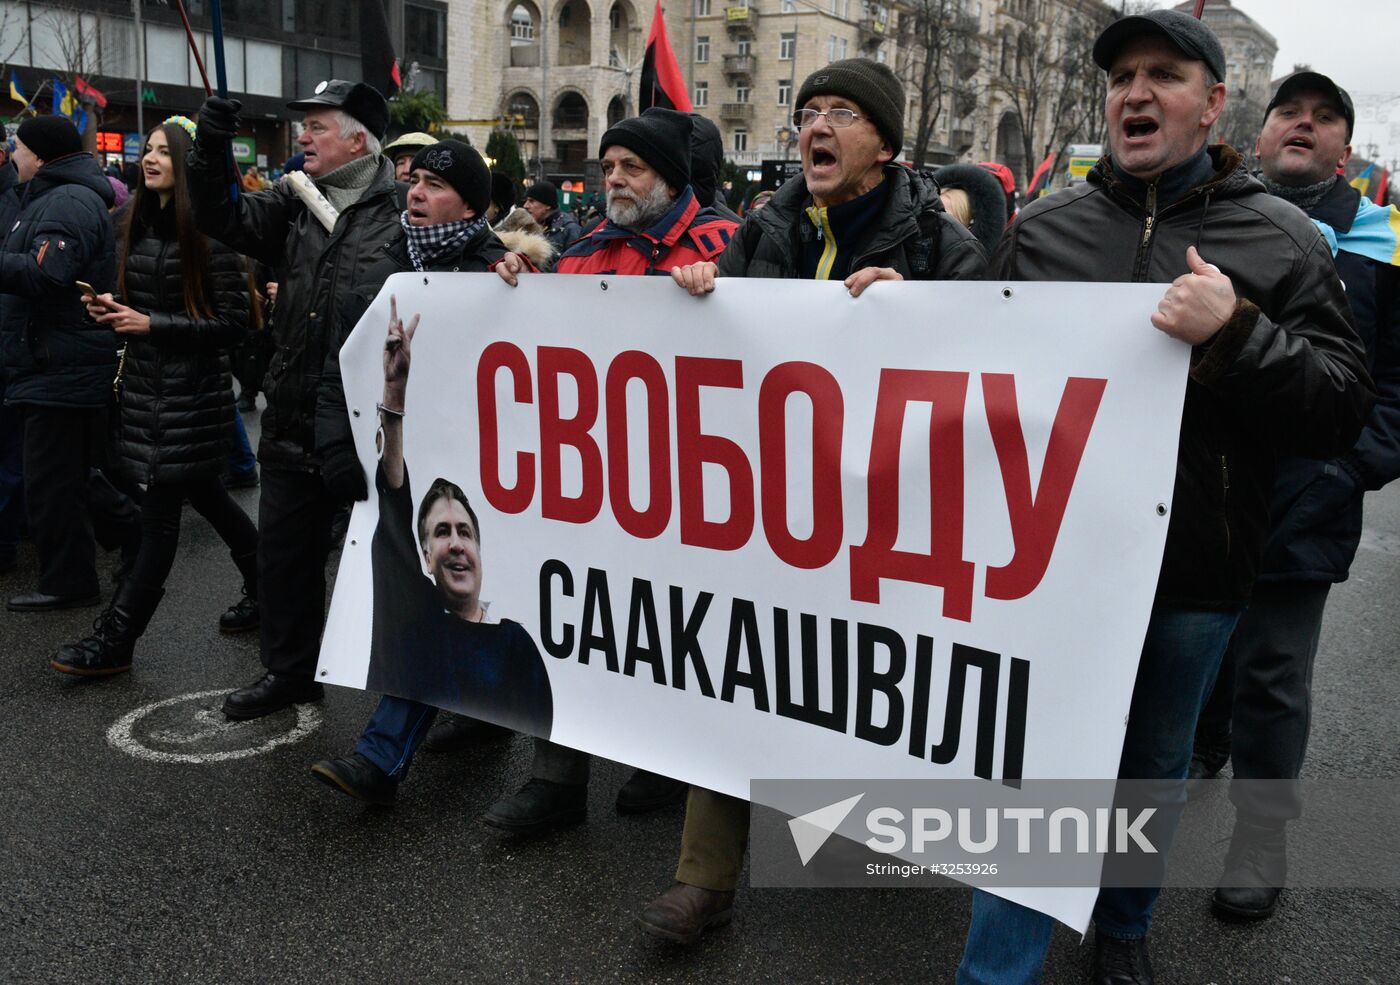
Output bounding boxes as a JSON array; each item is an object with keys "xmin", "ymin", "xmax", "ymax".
[
  {"xmin": 717, "ymin": 164, "xmax": 987, "ymax": 281},
  {"xmin": 0, "ymin": 152, "xmax": 117, "ymax": 407},
  {"xmin": 994, "ymin": 145, "xmax": 1374, "ymax": 608},
  {"xmin": 187, "ymin": 147, "xmax": 402, "ymax": 469},
  {"xmin": 1258, "ymin": 178, "xmax": 1400, "ymax": 583},
  {"xmin": 113, "ymin": 200, "xmax": 250, "ymax": 485}
]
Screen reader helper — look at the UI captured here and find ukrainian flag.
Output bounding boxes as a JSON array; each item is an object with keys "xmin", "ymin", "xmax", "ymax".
[
  {"xmin": 8, "ymin": 72, "xmax": 27, "ymax": 107},
  {"xmin": 1313, "ymin": 195, "xmax": 1400, "ymax": 266},
  {"xmin": 52, "ymin": 78, "xmax": 76, "ymax": 118},
  {"xmin": 1350, "ymin": 163, "xmax": 1374, "ymax": 197}
]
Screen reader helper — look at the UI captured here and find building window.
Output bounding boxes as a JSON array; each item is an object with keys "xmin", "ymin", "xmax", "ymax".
[
  {"xmin": 733, "ymin": 128, "xmax": 748, "ymax": 152},
  {"xmin": 735, "ymin": 84, "xmax": 750, "ymax": 103},
  {"xmin": 781, "ymin": 0, "xmax": 795, "ymax": 9},
  {"xmin": 777, "ymin": 79, "xmax": 791, "ymax": 105},
  {"xmin": 876, "ymin": 46, "xmax": 886, "ymax": 63},
  {"xmin": 695, "ymin": 0, "xmax": 711, "ymax": 14},
  {"xmin": 694, "ymin": 80, "xmax": 709, "ymax": 106},
  {"xmin": 839, "ymin": 37, "xmax": 848, "ymax": 59},
  {"xmin": 828, "ymin": 34, "xmax": 837, "ymax": 61},
  {"xmin": 737, "ymin": 37, "xmax": 751, "ymax": 55},
  {"xmin": 779, "ymin": 32, "xmax": 796, "ymax": 60},
  {"xmin": 510, "ymin": 5, "xmax": 535, "ymax": 42},
  {"xmin": 696, "ymin": 35, "xmax": 710, "ymax": 62},
  {"xmin": 404, "ymin": 3, "xmax": 446, "ymax": 62}
]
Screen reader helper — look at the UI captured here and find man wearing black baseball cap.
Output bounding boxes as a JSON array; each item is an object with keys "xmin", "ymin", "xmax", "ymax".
[
  {"xmin": 954, "ymin": 16, "xmax": 1373, "ymax": 985},
  {"xmin": 1190, "ymin": 68, "xmax": 1400, "ymax": 924},
  {"xmin": 188, "ymin": 80, "xmax": 408, "ymax": 720}
]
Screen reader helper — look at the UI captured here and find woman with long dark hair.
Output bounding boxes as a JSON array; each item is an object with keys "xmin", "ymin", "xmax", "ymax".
[{"xmin": 53, "ymin": 116, "xmax": 259, "ymax": 676}]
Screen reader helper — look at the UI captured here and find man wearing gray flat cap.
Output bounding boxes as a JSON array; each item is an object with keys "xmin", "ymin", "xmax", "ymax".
[{"xmin": 953, "ymin": 13, "xmax": 1373, "ymax": 985}]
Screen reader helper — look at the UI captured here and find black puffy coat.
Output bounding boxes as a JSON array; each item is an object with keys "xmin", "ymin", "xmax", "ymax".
[
  {"xmin": 113, "ymin": 201, "xmax": 250, "ymax": 485},
  {"xmin": 1258, "ymin": 178, "xmax": 1400, "ymax": 583},
  {"xmin": 717, "ymin": 164, "xmax": 987, "ymax": 282},
  {"xmin": 993, "ymin": 145, "xmax": 1374, "ymax": 608},
  {"xmin": 187, "ymin": 146, "xmax": 403, "ymax": 470},
  {"xmin": 0, "ymin": 152, "xmax": 117, "ymax": 407}
]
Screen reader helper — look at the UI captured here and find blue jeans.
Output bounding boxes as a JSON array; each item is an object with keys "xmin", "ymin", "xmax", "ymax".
[
  {"xmin": 356, "ymin": 695, "xmax": 438, "ymax": 780},
  {"xmin": 956, "ymin": 603, "xmax": 1240, "ymax": 985},
  {"xmin": 228, "ymin": 411, "xmax": 257, "ymax": 476}
]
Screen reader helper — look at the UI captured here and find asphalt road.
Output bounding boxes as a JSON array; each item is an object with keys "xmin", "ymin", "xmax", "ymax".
[{"xmin": 2, "ymin": 399, "xmax": 1396, "ymax": 985}]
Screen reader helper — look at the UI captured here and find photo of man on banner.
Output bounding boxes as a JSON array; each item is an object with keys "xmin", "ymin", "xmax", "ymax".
[{"xmin": 364, "ymin": 297, "xmax": 552, "ymax": 735}]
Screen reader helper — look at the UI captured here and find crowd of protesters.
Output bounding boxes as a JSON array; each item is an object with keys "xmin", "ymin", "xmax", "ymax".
[{"xmin": 1, "ymin": 8, "xmax": 1395, "ymax": 984}]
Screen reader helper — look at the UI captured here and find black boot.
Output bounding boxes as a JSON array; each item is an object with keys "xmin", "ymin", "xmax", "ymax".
[
  {"xmin": 616, "ymin": 769, "xmax": 688, "ymax": 814},
  {"xmin": 482, "ymin": 778, "xmax": 587, "ymax": 834},
  {"xmin": 1212, "ymin": 818, "xmax": 1286, "ymax": 920},
  {"xmin": 220, "ymin": 550, "xmax": 259, "ymax": 634},
  {"xmin": 51, "ymin": 581, "xmax": 164, "ymax": 676}
]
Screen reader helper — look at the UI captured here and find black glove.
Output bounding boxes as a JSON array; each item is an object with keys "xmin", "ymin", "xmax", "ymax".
[
  {"xmin": 321, "ymin": 446, "xmax": 369, "ymax": 503},
  {"xmin": 196, "ymin": 96, "xmax": 242, "ymax": 144}
]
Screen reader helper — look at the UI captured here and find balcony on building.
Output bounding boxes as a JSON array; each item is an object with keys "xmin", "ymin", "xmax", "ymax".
[
  {"xmin": 722, "ymin": 53, "xmax": 757, "ymax": 77},
  {"xmin": 720, "ymin": 102, "xmax": 756, "ymax": 122},
  {"xmin": 858, "ymin": 11, "xmax": 888, "ymax": 47},
  {"xmin": 725, "ymin": 2, "xmax": 759, "ymax": 33}
]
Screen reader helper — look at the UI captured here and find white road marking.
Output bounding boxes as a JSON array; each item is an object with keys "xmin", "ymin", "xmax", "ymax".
[{"xmin": 107, "ymin": 689, "xmax": 322, "ymax": 764}]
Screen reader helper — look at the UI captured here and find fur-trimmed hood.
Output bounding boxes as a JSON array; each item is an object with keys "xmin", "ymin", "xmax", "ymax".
[{"xmin": 498, "ymin": 228, "xmax": 556, "ymax": 270}]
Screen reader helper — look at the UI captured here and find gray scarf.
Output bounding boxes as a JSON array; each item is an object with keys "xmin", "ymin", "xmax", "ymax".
[
  {"xmin": 1260, "ymin": 173, "xmax": 1337, "ymax": 214},
  {"xmin": 313, "ymin": 154, "xmax": 381, "ymax": 213}
]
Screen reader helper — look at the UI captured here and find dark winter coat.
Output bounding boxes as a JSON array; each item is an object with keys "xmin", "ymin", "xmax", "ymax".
[
  {"xmin": 187, "ymin": 148, "xmax": 403, "ymax": 469},
  {"xmin": 113, "ymin": 201, "xmax": 250, "ymax": 485},
  {"xmin": 993, "ymin": 145, "xmax": 1375, "ymax": 609},
  {"xmin": 315, "ymin": 223, "xmax": 512, "ymax": 475},
  {"xmin": 0, "ymin": 152, "xmax": 117, "ymax": 407},
  {"xmin": 717, "ymin": 164, "xmax": 987, "ymax": 282},
  {"xmin": 1258, "ymin": 178, "xmax": 1400, "ymax": 582},
  {"xmin": 541, "ymin": 208, "xmax": 583, "ymax": 261}
]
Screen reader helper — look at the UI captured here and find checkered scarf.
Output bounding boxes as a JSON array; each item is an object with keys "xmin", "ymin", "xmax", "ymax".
[{"xmin": 400, "ymin": 212, "xmax": 488, "ymax": 272}]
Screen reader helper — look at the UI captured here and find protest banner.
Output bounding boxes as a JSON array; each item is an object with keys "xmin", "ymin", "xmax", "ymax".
[{"xmin": 318, "ymin": 273, "xmax": 1188, "ymax": 931}]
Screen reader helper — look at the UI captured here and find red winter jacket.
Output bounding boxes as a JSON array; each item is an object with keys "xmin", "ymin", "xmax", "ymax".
[{"xmin": 555, "ymin": 187, "xmax": 737, "ymax": 276}]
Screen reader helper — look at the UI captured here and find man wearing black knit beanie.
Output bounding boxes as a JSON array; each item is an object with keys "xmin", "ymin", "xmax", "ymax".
[
  {"xmin": 2, "ymin": 116, "xmax": 142, "ymax": 612},
  {"xmin": 486, "ymin": 107, "xmax": 739, "ymax": 829},
  {"xmin": 653, "ymin": 59, "xmax": 988, "ymax": 944}
]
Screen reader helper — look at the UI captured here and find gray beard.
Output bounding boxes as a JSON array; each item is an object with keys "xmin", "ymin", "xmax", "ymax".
[{"xmin": 607, "ymin": 181, "xmax": 675, "ymax": 230}]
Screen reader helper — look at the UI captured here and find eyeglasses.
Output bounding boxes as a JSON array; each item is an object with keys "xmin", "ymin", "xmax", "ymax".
[{"xmin": 792, "ymin": 108, "xmax": 864, "ymax": 129}]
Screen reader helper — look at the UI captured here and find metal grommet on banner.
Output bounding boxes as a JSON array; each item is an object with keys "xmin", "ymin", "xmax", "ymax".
[
  {"xmin": 1156, "ymin": 503, "xmax": 1168, "ymax": 516},
  {"xmin": 349, "ymin": 539, "xmax": 357, "ymax": 547},
  {"xmin": 423, "ymin": 277, "xmax": 429, "ymax": 285},
  {"xmin": 600, "ymin": 280, "xmax": 609, "ymax": 291},
  {"xmin": 320, "ymin": 670, "xmax": 328, "ymax": 677},
  {"xmin": 352, "ymin": 408, "xmax": 360, "ymax": 417},
  {"xmin": 1001, "ymin": 287, "xmax": 1014, "ymax": 301}
]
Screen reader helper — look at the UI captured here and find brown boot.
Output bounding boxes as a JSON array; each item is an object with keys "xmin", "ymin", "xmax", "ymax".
[{"xmin": 636, "ymin": 882, "xmax": 735, "ymax": 944}]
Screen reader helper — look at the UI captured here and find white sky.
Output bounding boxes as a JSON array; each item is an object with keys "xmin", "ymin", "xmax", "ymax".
[{"xmin": 1151, "ymin": 0, "xmax": 1400, "ymax": 165}]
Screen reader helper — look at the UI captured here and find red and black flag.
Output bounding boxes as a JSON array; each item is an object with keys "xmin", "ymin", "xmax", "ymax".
[
  {"xmin": 359, "ymin": 0, "xmax": 402, "ymax": 98},
  {"xmin": 638, "ymin": 0, "xmax": 691, "ymax": 112}
]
